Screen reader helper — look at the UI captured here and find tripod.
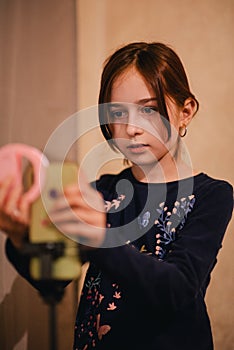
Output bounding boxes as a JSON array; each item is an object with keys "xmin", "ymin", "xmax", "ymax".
[{"xmin": 23, "ymin": 241, "xmax": 72, "ymax": 350}]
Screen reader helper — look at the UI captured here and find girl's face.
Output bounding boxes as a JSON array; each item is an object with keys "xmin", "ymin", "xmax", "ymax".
[{"xmin": 109, "ymin": 67, "xmax": 183, "ymax": 168}]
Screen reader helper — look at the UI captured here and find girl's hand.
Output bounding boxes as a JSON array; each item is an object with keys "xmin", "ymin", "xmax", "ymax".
[
  {"xmin": 49, "ymin": 170, "xmax": 106, "ymax": 248},
  {"xmin": 0, "ymin": 177, "xmax": 30, "ymax": 249}
]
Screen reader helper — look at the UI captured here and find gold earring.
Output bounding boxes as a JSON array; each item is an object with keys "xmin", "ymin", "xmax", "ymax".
[
  {"xmin": 123, "ymin": 158, "xmax": 130, "ymax": 166},
  {"xmin": 179, "ymin": 125, "xmax": 187, "ymax": 137}
]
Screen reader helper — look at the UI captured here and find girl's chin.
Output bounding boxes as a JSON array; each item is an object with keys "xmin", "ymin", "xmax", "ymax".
[
  {"xmin": 128, "ymin": 157, "xmax": 160, "ymax": 168},
  {"xmin": 124, "ymin": 151, "xmax": 159, "ymax": 165}
]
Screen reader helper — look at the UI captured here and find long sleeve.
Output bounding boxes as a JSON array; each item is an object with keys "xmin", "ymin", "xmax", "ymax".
[
  {"xmin": 5, "ymin": 239, "xmax": 70, "ymax": 301},
  {"xmin": 87, "ymin": 180, "xmax": 233, "ymax": 315},
  {"xmin": 74, "ymin": 170, "xmax": 233, "ymax": 350}
]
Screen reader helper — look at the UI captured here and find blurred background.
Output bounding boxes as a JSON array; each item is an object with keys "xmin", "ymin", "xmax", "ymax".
[{"xmin": 0, "ymin": 0, "xmax": 233, "ymax": 349}]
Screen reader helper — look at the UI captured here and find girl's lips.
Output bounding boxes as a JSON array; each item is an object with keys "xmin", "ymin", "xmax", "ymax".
[{"xmin": 127, "ymin": 143, "xmax": 149, "ymax": 153}]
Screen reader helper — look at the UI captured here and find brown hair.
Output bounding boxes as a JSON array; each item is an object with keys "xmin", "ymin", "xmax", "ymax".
[{"xmin": 98, "ymin": 42, "xmax": 199, "ymax": 145}]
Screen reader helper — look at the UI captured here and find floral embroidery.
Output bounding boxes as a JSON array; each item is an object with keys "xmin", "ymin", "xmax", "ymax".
[
  {"xmin": 105, "ymin": 284, "xmax": 122, "ymax": 310},
  {"xmin": 75, "ymin": 272, "xmax": 122, "ymax": 348},
  {"xmin": 104, "ymin": 194, "xmax": 125, "ymax": 212},
  {"xmin": 75, "ymin": 195, "xmax": 125, "ymax": 348},
  {"xmin": 105, "ymin": 194, "xmax": 126, "ymax": 229},
  {"xmin": 107, "ymin": 302, "xmax": 117, "ymax": 310},
  {"xmin": 113, "ymin": 291, "xmax": 121, "ymax": 299},
  {"xmin": 75, "ymin": 272, "xmax": 102, "ymax": 349},
  {"xmin": 85, "ymin": 274, "xmax": 101, "ymax": 290},
  {"xmin": 140, "ymin": 244, "xmax": 147, "ymax": 253},
  {"xmin": 154, "ymin": 195, "xmax": 196, "ymax": 259},
  {"xmin": 139, "ymin": 244, "xmax": 152, "ymax": 255},
  {"xmin": 75, "ymin": 189, "xmax": 196, "ymax": 349},
  {"xmin": 138, "ymin": 211, "xmax": 151, "ymax": 229}
]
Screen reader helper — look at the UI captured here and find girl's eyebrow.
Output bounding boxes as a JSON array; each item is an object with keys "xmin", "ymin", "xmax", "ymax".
[
  {"xmin": 136, "ymin": 98, "xmax": 157, "ymax": 104},
  {"xmin": 109, "ymin": 98, "xmax": 157, "ymax": 108},
  {"xmin": 108, "ymin": 103, "xmax": 123, "ymax": 108}
]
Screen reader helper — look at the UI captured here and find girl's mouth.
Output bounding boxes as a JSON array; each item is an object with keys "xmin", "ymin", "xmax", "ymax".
[{"xmin": 127, "ymin": 143, "xmax": 149, "ymax": 153}]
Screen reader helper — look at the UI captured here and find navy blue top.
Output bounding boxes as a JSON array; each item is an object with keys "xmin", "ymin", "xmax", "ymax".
[{"xmin": 6, "ymin": 168, "xmax": 233, "ymax": 350}]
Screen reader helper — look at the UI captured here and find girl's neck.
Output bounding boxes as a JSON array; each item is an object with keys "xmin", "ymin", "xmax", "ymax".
[{"xmin": 131, "ymin": 153, "xmax": 198, "ymax": 184}]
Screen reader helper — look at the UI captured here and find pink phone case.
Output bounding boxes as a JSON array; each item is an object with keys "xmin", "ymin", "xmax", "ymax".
[{"xmin": 0, "ymin": 143, "xmax": 49, "ymax": 204}]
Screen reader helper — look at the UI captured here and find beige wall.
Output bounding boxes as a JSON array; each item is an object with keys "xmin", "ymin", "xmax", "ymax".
[
  {"xmin": 0, "ymin": 0, "xmax": 233, "ymax": 349},
  {"xmin": 0, "ymin": 1, "xmax": 78, "ymax": 349},
  {"xmin": 76, "ymin": 0, "xmax": 234, "ymax": 349}
]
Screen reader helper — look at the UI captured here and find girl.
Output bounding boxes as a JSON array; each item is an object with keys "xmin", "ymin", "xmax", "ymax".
[{"xmin": 1, "ymin": 42, "xmax": 233, "ymax": 350}]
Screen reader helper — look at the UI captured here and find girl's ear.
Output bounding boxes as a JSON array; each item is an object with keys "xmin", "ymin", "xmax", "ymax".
[{"xmin": 180, "ymin": 98, "xmax": 197, "ymax": 126}]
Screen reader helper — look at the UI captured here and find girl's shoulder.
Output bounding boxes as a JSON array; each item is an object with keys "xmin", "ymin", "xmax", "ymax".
[
  {"xmin": 190, "ymin": 173, "xmax": 233, "ymax": 221},
  {"xmin": 192, "ymin": 172, "xmax": 233, "ymax": 198},
  {"xmin": 90, "ymin": 167, "xmax": 132, "ymax": 192},
  {"xmin": 91, "ymin": 168, "xmax": 233, "ymax": 209}
]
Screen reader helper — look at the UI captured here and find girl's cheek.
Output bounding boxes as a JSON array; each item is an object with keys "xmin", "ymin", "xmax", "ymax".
[{"xmin": 111, "ymin": 124, "xmax": 125, "ymax": 138}]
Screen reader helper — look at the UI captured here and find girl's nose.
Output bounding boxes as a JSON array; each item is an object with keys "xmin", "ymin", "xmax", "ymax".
[
  {"xmin": 126, "ymin": 123, "xmax": 143, "ymax": 136},
  {"xmin": 126, "ymin": 113, "xmax": 144, "ymax": 136}
]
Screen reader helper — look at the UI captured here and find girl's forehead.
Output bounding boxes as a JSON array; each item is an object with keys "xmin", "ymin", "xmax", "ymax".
[{"xmin": 111, "ymin": 67, "xmax": 155, "ymax": 104}]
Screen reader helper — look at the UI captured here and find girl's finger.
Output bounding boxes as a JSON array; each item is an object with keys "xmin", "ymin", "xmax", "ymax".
[
  {"xmin": 5, "ymin": 185, "xmax": 23, "ymax": 216},
  {"xmin": 64, "ymin": 185, "xmax": 105, "ymax": 213},
  {"xmin": 54, "ymin": 220, "xmax": 105, "ymax": 247},
  {"xmin": 0, "ymin": 177, "xmax": 15, "ymax": 207},
  {"xmin": 50, "ymin": 206, "xmax": 105, "ymax": 228},
  {"xmin": 50, "ymin": 195, "xmax": 70, "ymax": 213},
  {"xmin": 49, "ymin": 206, "xmax": 79, "ymax": 223},
  {"xmin": 18, "ymin": 196, "xmax": 30, "ymax": 224},
  {"xmin": 77, "ymin": 167, "xmax": 91, "ymax": 194},
  {"xmin": 52, "ymin": 190, "xmax": 100, "ymax": 214}
]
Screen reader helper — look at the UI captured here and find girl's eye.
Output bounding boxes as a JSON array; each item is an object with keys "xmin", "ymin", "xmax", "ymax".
[
  {"xmin": 110, "ymin": 110, "xmax": 128, "ymax": 119},
  {"xmin": 140, "ymin": 106, "xmax": 158, "ymax": 115}
]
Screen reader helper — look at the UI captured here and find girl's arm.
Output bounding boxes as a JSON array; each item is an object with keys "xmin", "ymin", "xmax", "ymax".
[
  {"xmin": 3, "ymin": 170, "xmax": 106, "ymax": 293},
  {"xmin": 0, "ymin": 176, "xmax": 30, "ymax": 248},
  {"xmin": 86, "ymin": 181, "xmax": 233, "ymax": 315}
]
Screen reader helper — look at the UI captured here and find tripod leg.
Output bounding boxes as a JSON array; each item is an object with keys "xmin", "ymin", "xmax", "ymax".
[{"xmin": 49, "ymin": 302, "xmax": 57, "ymax": 350}]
